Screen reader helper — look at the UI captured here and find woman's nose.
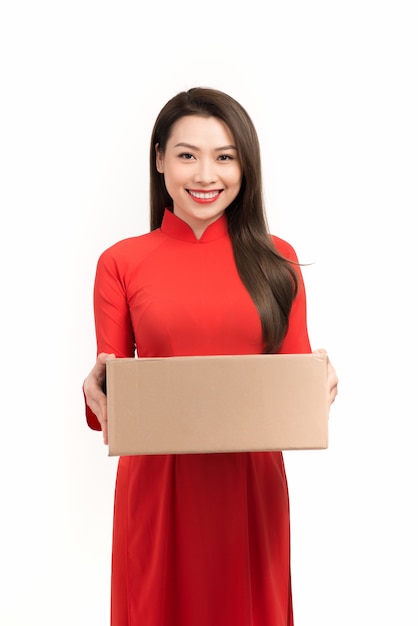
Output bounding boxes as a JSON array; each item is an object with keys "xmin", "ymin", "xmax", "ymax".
[{"xmin": 194, "ymin": 159, "xmax": 217, "ymax": 185}]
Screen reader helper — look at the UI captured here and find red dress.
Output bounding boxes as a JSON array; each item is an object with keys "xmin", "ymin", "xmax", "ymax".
[{"xmin": 86, "ymin": 209, "xmax": 311, "ymax": 626}]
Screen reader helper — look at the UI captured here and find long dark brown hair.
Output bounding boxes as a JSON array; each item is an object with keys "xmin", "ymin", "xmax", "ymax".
[{"xmin": 149, "ymin": 87, "xmax": 298, "ymax": 353}]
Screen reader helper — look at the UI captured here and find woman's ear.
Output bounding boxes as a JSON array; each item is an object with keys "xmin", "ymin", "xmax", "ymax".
[{"xmin": 155, "ymin": 143, "xmax": 164, "ymax": 173}]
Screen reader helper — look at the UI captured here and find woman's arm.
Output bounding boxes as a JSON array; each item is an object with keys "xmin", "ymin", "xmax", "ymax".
[{"xmin": 83, "ymin": 244, "xmax": 135, "ymax": 439}]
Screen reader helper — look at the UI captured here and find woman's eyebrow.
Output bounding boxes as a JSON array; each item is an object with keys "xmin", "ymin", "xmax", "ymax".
[
  {"xmin": 173, "ymin": 142, "xmax": 199, "ymax": 150},
  {"xmin": 173, "ymin": 142, "xmax": 237, "ymax": 151}
]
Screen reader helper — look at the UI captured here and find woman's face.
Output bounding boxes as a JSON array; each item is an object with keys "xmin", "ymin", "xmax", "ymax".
[{"xmin": 156, "ymin": 115, "xmax": 242, "ymax": 238}]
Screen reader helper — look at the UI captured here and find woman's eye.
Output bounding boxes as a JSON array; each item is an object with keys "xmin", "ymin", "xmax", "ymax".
[
  {"xmin": 218, "ymin": 154, "xmax": 233, "ymax": 161},
  {"xmin": 179, "ymin": 153, "xmax": 194, "ymax": 160}
]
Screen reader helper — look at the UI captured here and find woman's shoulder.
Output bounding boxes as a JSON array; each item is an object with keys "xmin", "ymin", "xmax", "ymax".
[
  {"xmin": 99, "ymin": 229, "xmax": 163, "ymax": 260},
  {"xmin": 97, "ymin": 229, "xmax": 164, "ymax": 276},
  {"xmin": 270, "ymin": 234, "xmax": 299, "ymax": 262}
]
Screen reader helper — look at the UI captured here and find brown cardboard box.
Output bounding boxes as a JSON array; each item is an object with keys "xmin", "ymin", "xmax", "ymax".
[{"xmin": 106, "ymin": 353, "xmax": 329, "ymax": 456}]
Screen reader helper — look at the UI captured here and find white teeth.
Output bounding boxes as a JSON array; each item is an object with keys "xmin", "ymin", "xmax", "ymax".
[{"xmin": 189, "ymin": 190, "xmax": 219, "ymax": 199}]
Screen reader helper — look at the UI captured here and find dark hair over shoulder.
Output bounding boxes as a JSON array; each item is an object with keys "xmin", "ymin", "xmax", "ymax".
[{"xmin": 149, "ymin": 87, "xmax": 298, "ymax": 353}]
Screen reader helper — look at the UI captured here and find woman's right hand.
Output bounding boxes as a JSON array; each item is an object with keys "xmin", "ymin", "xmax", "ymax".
[
  {"xmin": 83, "ymin": 352, "xmax": 115, "ymax": 444},
  {"xmin": 312, "ymin": 348, "xmax": 338, "ymax": 408}
]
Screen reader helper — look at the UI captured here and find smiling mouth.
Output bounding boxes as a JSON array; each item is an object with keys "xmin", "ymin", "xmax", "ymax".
[{"xmin": 187, "ymin": 190, "xmax": 222, "ymax": 203}]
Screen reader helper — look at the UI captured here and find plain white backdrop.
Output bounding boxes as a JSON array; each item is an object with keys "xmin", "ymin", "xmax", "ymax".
[{"xmin": 1, "ymin": 1, "xmax": 417, "ymax": 624}]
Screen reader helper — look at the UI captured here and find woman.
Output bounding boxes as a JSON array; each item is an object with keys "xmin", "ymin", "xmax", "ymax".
[{"xmin": 83, "ymin": 87, "xmax": 338, "ymax": 626}]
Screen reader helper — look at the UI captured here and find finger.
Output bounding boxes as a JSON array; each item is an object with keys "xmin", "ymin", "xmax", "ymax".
[
  {"xmin": 103, "ymin": 423, "xmax": 108, "ymax": 446},
  {"xmin": 86, "ymin": 391, "xmax": 107, "ymax": 426},
  {"xmin": 329, "ymin": 377, "xmax": 338, "ymax": 405}
]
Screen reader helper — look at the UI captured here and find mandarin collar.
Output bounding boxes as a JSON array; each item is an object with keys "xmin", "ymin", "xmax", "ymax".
[{"xmin": 160, "ymin": 208, "xmax": 229, "ymax": 243}]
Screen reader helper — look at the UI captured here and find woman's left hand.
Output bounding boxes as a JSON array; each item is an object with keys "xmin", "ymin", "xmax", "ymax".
[{"xmin": 313, "ymin": 348, "xmax": 338, "ymax": 408}]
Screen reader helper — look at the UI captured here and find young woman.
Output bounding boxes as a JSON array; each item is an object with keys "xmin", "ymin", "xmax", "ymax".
[{"xmin": 83, "ymin": 87, "xmax": 338, "ymax": 626}]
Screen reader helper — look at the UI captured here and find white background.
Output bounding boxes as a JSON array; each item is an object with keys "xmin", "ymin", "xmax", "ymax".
[{"xmin": 1, "ymin": 1, "xmax": 417, "ymax": 625}]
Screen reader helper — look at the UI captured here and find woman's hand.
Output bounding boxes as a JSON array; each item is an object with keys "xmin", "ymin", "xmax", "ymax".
[
  {"xmin": 313, "ymin": 348, "xmax": 338, "ymax": 408},
  {"xmin": 83, "ymin": 352, "xmax": 115, "ymax": 444}
]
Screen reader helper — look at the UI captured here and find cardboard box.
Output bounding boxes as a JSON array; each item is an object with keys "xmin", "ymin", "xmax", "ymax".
[{"xmin": 106, "ymin": 353, "xmax": 329, "ymax": 456}]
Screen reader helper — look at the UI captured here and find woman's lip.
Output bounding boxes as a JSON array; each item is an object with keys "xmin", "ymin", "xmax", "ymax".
[{"xmin": 187, "ymin": 189, "xmax": 222, "ymax": 204}]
